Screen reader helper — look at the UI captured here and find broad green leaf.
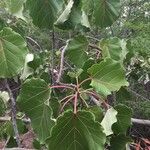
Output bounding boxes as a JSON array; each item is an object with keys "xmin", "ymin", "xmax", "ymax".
[
  {"xmin": 47, "ymin": 110, "xmax": 106, "ymax": 150},
  {"xmin": 0, "ymin": 27, "xmax": 28, "ymax": 78},
  {"xmin": 5, "ymin": 0, "xmax": 26, "ymax": 20},
  {"xmin": 18, "ymin": 78, "xmax": 54, "ymax": 143},
  {"xmin": 88, "ymin": 58, "xmax": 129, "ymax": 97},
  {"xmin": 27, "ymin": 0, "xmax": 64, "ymax": 29},
  {"xmin": 101, "ymin": 108, "xmax": 117, "ymax": 136},
  {"xmin": 55, "ymin": 0, "xmax": 90, "ymax": 30},
  {"xmin": 112, "ymin": 105, "xmax": 132, "ymax": 134},
  {"xmin": 110, "ymin": 134, "xmax": 132, "ymax": 150},
  {"xmin": 66, "ymin": 35, "xmax": 89, "ymax": 68},
  {"xmin": 93, "ymin": 0, "xmax": 121, "ymax": 28},
  {"xmin": 100, "ymin": 37, "xmax": 128, "ymax": 63}
]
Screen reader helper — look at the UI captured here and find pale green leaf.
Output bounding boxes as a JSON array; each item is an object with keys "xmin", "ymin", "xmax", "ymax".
[
  {"xmin": 88, "ymin": 58, "xmax": 129, "ymax": 97},
  {"xmin": 47, "ymin": 110, "xmax": 106, "ymax": 150},
  {"xmin": 0, "ymin": 27, "xmax": 28, "ymax": 78},
  {"xmin": 20, "ymin": 53, "xmax": 34, "ymax": 80},
  {"xmin": 18, "ymin": 78, "xmax": 54, "ymax": 143},
  {"xmin": 6, "ymin": 0, "xmax": 26, "ymax": 20},
  {"xmin": 100, "ymin": 37, "xmax": 128, "ymax": 63},
  {"xmin": 55, "ymin": 0, "xmax": 90, "ymax": 30},
  {"xmin": 101, "ymin": 108, "xmax": 117, "ymax": 136}
]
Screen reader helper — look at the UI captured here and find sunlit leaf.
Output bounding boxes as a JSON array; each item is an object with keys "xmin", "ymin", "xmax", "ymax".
[
  {"xmin": 0, "ymin": 27, "xmax": 28, "ymax": 78},
  {"xmin": 88, "ymin": 58, "xmax": 129, "ymax": 97},
  {"xmin": 101, "ymin": 108, "xmax": 117, "ymax": 136}
]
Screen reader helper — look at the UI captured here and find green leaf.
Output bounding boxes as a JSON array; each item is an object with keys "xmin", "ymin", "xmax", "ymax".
[
  {"xmin": 18, "ymin": 78, "xmax": 54, "ymax": 143},
  {"xmin": 47, "ymin": 110, "xmax": 106, "ymax": 150},
  {"xmin": 110, "ymin": 134, "xmax": 132, "ymax": 150},
  {"xmin": 55, "ymin": 0, "xmax": 90, "ymax": 30},
  {"xmin": 87, "ymin": 106, "xmax": 104, "ymax": 122},
  {"xmin": 5, "ymin": 0, "xmax": 26, "ymax": 20},
  {"xmin": 112, "ymin": 105, "xmax": 132, "ymax": 134},
  {"xmin": 101, "ymin": 108, "xmax": 117, "ymax": 136},
  {"xmin": 27, "ymin": 0, "xmax": 64, "ymax": 29},
  {"xmin": 93, "ymin": 0, "xmax": 121, "ymax": 28},
  {"xmin": 100, "ymin": 37, "xmax": 128, "ymax": 63},
  {"xmin": 88, "ymin": 58, "xmax": 129, "ymax": 97},
  {"xmin": 50, "ymin": 98, "xmax": 60, "ymax": 118},
  {"xmin": 20, "ymin": 53, "xmax": 34, "ymax": 80},
  {"xmin": 68, "ymin": 68, "xmax": 83, "ymax": 78},
  {"xmin": 0, "ymin": 27, "xmax": 28, "ymax": 78},
  {"xmin": 66, "ymin": 35, "xmax": 89, "ymax": 68}
]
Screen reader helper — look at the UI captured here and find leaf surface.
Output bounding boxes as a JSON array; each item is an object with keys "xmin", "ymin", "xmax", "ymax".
[
  {"xmin": 66, "ymin": 35, "xmax": 89, "ymax": 68},
  {"xmin": 18, "ymin": 78, "xmax": 54, "ymax": 143},
  {"xmin": 47, "ymin": 110, "xmax": 106, "ymax": 150},
  {"xmin": 0, "ymin": 27, "xmax": 28, "ymax": 78},
  {"xmin": 112, "ymin": 105, "xmax": 132, "ymax": 134},
  {"xmin": 93, "ymin": 0, "xmax": 121, "ymax": 28},
  {"xmin": 27, "ymin": 0, "xmax": 64, "ymax": 29},
  {"xmin": 88, "ymin": 58, "xmax": 129, "ymax": 97}
]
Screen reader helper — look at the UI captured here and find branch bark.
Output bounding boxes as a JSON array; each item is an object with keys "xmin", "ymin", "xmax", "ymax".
[
  {"xmin": 4, "ymin": 79, "xmax": 21, "ymax": 148},
  {"xmin": 56, "ymin": 44, "xmax": 68, "ymax": 83}
]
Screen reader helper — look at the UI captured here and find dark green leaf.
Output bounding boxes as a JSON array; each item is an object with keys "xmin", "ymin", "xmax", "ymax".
[
  {"xmin": 66, "ymin": 35, "xmax": 89, "ymax": 68},
  {"xmin": 27, "ymin": 0, "xmax": 64, "ymax": 29},
  {"xmin": 93, "ymin": 0, "xmax": 121, "ymax": 28},
  {"xmin": 18, "ymin": 78, "xmax": 54, "ymax": 143},
  {"xmin": 110, "ymin": 134, "xmax": 132, "ymax": 150},
  {"xmin": 47, "ymin": 110, "xmax": 106, "ymax": 150},
  {"xmin": 112, "ymin": 105, "xmax": 132, "ymax": 134}
]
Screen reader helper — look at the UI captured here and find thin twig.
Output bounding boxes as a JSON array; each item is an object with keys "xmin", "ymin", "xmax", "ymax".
[
  {"xmin": 79, "ymin": 94, "xmax": 89, "ymax": 108},
  {"xmin": 60, "ymin": 95, "xmax": 75, "ymax": 113},
  {"xmin": 4, "ymin": 79, "xmax": 21, "ymax": 148},
  {"xmin": 0, "ymin": 116, "xmax": 11, "ymax": 122},
  {"xmin": 89, "ymin": 43, "xmax": 102, "ymax": 51},
  {"xmin": 78, "ymin": 78, "xmax": 91, "ymax": 87},
  {"xmin": 57, "ymin": 43, "xmax": 68, "ymax": 83},
  {"xmin": 131, "ymin": 118, "xmax": 150, "ymax": 126},
  {"xmin": 50, "ymin": 85, "xmax": 75, "ymax": 91},
  {"xmin": 26, "ymin": 36, "xmax": 42, "ymax": 51},
  {"xmin": 74, "ymin": 92, "xmax": 78, "ymax": 114},
  {"xmin": 51, "ymin": 29, "xmax": 56, "ymax": 85},
  {"xmin": 60, "ymin": 94, "xmax": 74, "ymax": 103}
]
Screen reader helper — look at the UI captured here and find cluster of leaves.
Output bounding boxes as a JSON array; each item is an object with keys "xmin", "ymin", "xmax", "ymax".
[{"xmin": 1, "ymin": 0, "xmax": 149, "ymax": 149}]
